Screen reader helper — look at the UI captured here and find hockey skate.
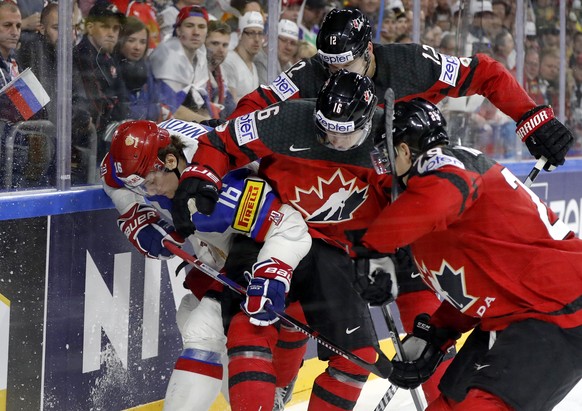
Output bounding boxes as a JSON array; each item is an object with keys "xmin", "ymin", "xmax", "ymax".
[{"xmin": 273, "ymin": 376, "xmax": 297, "ymax": 411}]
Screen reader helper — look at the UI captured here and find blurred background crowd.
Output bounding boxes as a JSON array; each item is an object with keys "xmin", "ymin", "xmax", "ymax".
[{"xmin": 1, "ymin": 0, "xmax": 581, "ymax": 189}]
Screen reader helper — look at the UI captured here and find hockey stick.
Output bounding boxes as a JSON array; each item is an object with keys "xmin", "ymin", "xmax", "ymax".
[
  {"xmin": 523, "ymin": 157, "xmax": 547, "ymax": 188},
  {"xmin": 163, "ymin": 240, "xmax": 394, "ymax": 379},
  {"xmin": 374, "ymin": 89, "xmax": 427, "ymax": 411}
]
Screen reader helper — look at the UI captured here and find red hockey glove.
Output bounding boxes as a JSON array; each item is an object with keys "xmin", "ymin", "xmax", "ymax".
[
  {"xmin": 118, "ymin": 203, "xmax": 184, "ymax": 259},
  {"xmin": 242, "ymin": 258, "xmax": 293, "ymax": 326},
  {"xmin": 171, "ymin": 165, "xmax": 222, "ymax": 237},
  {"xmin": 516, "ymin": 105, "xmax": 574, "ymax": 169},
  {"xmin": 388, "ymin": 313, "xmax": 460, "ymax": 389}
]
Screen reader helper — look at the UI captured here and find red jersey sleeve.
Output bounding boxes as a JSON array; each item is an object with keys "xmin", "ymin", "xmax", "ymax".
[{"xmin": 362, "ymin": 163, "xmax": 480, "ymax": 253}]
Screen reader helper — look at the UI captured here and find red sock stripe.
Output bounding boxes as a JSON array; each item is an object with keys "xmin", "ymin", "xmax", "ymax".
[{"xmin": 174, "ymin": 356, "xmax": 223, "ymax": 380}]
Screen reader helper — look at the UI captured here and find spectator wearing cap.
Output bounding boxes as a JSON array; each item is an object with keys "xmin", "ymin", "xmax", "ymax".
[
  {"xmin": 539, "ymin": 24, "xmax": 560, "ymax": 49},
  {"xmin": 466, "ymin": 0, "xmax": 496, "ymax": 55},
  {"xmin": 149, "ymin": 5, "xmax": 210, "ymax": 122},
  {"xmin": 525, "ymin": 21, "xmax": 540, "ymax": 51},
  {"xmin": 221, "ymin": 11, "xmax": 264, "ymax": 103},
  {"xmin": 0, "ymin": 0, "xmax": 22, "ymax": 123},
  {"xmin": 158, "ymin": 0, "xmax": 209, "ymax": 43},
  {"xmin": 72, "ymin": 1, "xmax": 128, "ymax": 161},
  {"xmin": 204, "ymin": 20, "xmax": 236, "ymax": 119},
  {"xmin": 255, "ymin": 18, "xmax": 299, "ymax": 84}
]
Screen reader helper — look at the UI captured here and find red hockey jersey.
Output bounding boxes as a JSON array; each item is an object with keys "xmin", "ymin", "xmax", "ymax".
[
  {"xmin": 194, "ymin": 99, "xmax": 391, "ymax": 253},
  {"xmin": 361, "ymin": 146, "xmax": 582, "ymax": 331}
]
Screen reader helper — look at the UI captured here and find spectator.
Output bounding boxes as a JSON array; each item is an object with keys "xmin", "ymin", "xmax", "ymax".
[
  {"xmin": 149, "ymin": 5, "xmax": 210, "ymax": 122},
  {"xmin": 255, "ymin": 18, "xmax": 300, "ymax": 84},
  {"xmin": 114, "ymin": 16, "xmax": 170, "ymax": 121},
  {"xmin": 0, "ymin": 1, "xmax": 22, "ymax": 123},
  {"xmin": 466, "ymin": 0, "xmax": 496, "ymax": 55},
  {"xmin": 295, "ymin": 38, "xmax": 317, "ymax": 59},
  {"xmin": 73, "ymin": 1, "xmax": 128, "ymax": 161},
  {"xmin": 569, "ymin": 53, "xmax": 582, "ymax": 130},
  {"xmin": 570, "ymin": 31, "xmax": 582, "ymax": 67},
  {"xmin": 17, "ymin": 2, "xmax": 59, "ymax": 124},
  {"xmin": 492, "ymin": 0, "xmax": 511, "ymax": 31},
  {"xmin": 15, "ymin": 0, "xmax": 41, "ymax": 44},
  {"xmin": 297, "ymin": 0, "xmax": 326, "ymax": 47},
  {"xmin": 394, "ymin": 10, "xmax": 408, "ymax": 38},
  {"xmin": 539, "ymin": 24, "xmax": 560, "ymax": 49},
  {"xmin": 379, "ymin": 9, "xmax": 397, "ymax": 44},
  {"xmin": 433, "ymin": 0, "xmax": 452, "ymax": 32},
  {"xmin": 422, "ymin": 24, "xmax": 443, "ymax": 49},
  {"xmin": 525, "ymin": 20, "xmax": 540, "ymax": 51},
  {"xmin": 223, "ymin": 0, "xmax": 264, "ymax": 49},
  {"xmin": 158, "ymin": 0, "xmax": 208, "ymax": 43},
  {"xmin": 538, "ymin": 47, "xmax": 561, "ymax": 110},
  {"xmin": 438, "ymin": 32, "xmax": 458, "ymax": 55},
  {"xmin": 204, "ymin": 20, "xmax": 236, "ymax": 119},
  {"xmin": 523, "ymin": 47, "xmax": 545, "ymax": 106},
  {"xmin": 221, "ymin": 11, "xmax": 264, "ymax": 103},
  {"xmin": 280, "ymin": 0, "xmax": 302, "ymax": 23},
  {"xmin": 492, "ymin": 28, "xmax": 515, "ymax": 70}
]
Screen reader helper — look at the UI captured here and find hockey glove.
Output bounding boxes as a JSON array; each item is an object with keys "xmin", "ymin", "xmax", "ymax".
[
  {"xmin": 353, "ymin": 256, "xmax": 397, "ymax": 306},
  {"xmin": 389, "ymin": 313, "xmax": 460, "ymax": 389},
  {"xmin": 242, "ymin": 258, "xmax": 293, "ymax": 326},
  {"xmin": 517, "ymin": 105, "xmax": 574, "ymax": 169},
  {"xmin": 171, "ymin": 165, "xmax": 221, "ymax": 237},
  {"xmin": 117, "ymin": 203, "xmax": 184, "ymax": 259}
]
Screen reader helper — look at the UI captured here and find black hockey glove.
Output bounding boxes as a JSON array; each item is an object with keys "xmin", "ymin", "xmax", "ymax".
[
  {"xmin": 353, "ymin": 256, "xmax": 396, "ymax": 306},
  {"xmin": 517, "ymin": 105, "xmax": 574, "ymax": 169},
  {"xmin": 389, "ymin": 314, "xmax": 460, "ymax": 389},
  {"xmin": 346, "ymin": 229, "xmax": 398, "ymax": 306},
  {"xmin": 171, "ymin": 165, "xmax": 221, "ymax": 237}
]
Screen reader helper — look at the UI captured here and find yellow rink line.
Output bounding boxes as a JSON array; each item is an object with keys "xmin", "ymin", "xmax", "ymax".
[{"xmin": 125, "ymin": 333, "xmax": 470, "ymax": 411}]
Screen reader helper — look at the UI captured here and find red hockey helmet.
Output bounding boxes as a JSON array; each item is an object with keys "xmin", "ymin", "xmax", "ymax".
[{"xmin": 109, "ymin": 120, "xmax": 171, "ymax": 188}]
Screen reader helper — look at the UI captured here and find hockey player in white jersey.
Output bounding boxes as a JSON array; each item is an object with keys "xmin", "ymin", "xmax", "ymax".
[{"xmin": 100, "ymin": 118, "xmax": 311, "ymax": 410}]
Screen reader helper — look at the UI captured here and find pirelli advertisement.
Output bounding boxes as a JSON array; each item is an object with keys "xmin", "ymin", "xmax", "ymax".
[{"xmin": 0, "ymin": 162, "xmax": 581, "ymax": 410}]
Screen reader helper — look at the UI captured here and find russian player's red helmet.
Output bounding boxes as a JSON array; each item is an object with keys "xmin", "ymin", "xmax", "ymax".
[{"xmin": 109, "ymin": 120, "xmax": 171, "ymax": 186}]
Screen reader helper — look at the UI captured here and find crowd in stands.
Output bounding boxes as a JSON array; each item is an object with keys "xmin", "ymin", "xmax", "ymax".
[{"xmin": 2, "ymin": 0, "xmax": 582, "ymax": 189}]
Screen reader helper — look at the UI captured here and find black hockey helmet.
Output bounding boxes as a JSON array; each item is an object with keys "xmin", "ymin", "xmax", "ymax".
[
  {"xmin": 393, "ymin": 98, "xmax": 449, "ymax": 157},
  {"xmin": 316, "ymin": 8, "xmax": 372, "ymax": 65},
  {"xmin": 315, "ymin": 69, "xmax": 378, "ymax": 149}
]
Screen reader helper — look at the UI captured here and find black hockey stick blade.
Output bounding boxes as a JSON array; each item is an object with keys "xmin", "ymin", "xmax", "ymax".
[
  {"xmin": 164, "ymin": 240, "xmax": 394, "ymax": 379},
  {"xmin": 523, "ymin": 157, "xmax": 547, "ymax": 188}
]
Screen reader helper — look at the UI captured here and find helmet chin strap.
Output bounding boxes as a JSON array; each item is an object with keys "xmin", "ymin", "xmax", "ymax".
[{"xmin": 396, "ymin": 165, "xmax": 412, "ymax": 191}]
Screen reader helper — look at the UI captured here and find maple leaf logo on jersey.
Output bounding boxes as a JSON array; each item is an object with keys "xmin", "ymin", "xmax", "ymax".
[
  {"xmin": 416, "ymin": 259, "xmax": 478, "ymax": 313},
  {"xmin": 290, "ymin": 169, "xmax": 368, "ymax": 223}
]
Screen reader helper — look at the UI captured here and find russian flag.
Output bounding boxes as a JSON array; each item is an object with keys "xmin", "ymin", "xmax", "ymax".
[{"xmin": 0, "ymin": 68, "xmax": 50, "ymax": 120}]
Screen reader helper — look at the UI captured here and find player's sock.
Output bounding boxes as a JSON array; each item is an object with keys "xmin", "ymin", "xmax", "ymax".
[
  {"xmin": 162, "ymin": 348, "xmax": 223, "ymax": 411},
  {"xmin": 274, "ymin": 301, "xmax": 309, "ymax": 388},
  {"xmin": 227, "ymin": 312, "xmax": 278, "ymax": 411},
  {"xmin": 307, "ymin": 347, "xmax": 375, "ymax": 411}
]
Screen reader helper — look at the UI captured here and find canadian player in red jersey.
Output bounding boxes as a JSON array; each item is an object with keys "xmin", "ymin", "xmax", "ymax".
[
  {"xmin": 170, "ymin": 71, "xmax": 399, "ymax": 411},
  {"xmin": 359, "ymin": 99, "xmax": 582, "ymax": 410}
]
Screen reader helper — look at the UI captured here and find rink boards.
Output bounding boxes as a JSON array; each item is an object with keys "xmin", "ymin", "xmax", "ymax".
[{"xmin": 0, "ymin": 159, "xmax": 581, "ymax": 410}]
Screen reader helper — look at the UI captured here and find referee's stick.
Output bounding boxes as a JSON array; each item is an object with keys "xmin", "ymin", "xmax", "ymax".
[
  {"xmin": 374, "ymin": 88, "xmax": 427, "ymax": 411},
  {"xmin": 163, "ymin": 240, "xmax": 394, "ymax": 379}
]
